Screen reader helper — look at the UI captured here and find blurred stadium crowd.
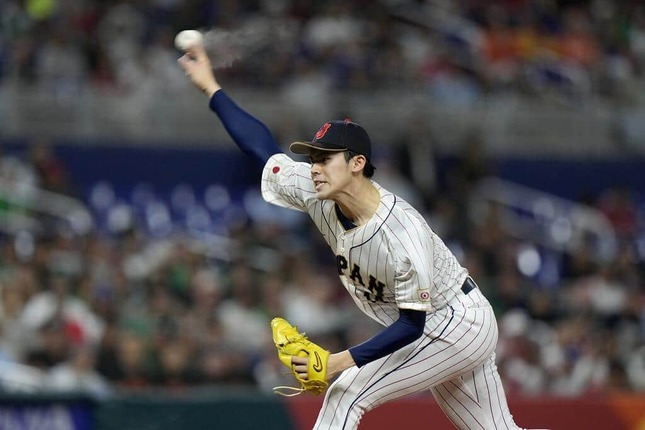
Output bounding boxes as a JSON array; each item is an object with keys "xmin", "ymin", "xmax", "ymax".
[
  {"xmin": 1, "ymin": 0, "xmax": 645, "ymax": 105},
  {"xmin": 0, "ymin": 0, "xmax": 644, "ymax": 401},
  {"xmin": 1, "ymin": 134, "xmax": 644, "ymax": 399}
]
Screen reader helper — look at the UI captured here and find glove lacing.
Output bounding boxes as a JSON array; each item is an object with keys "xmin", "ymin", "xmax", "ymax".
[
  {"xmin": 273, "ymin": 332, "xmax": 309, "ymax": 397},
  {"xmin": 272, "ymin": 385, "xmax": 306, "ymax": 397}
]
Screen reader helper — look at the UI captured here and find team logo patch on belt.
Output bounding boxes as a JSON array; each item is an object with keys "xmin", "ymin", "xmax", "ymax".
[{"xmin": 418, "ymin": 290, "xmax": 430, "ymax": 301}]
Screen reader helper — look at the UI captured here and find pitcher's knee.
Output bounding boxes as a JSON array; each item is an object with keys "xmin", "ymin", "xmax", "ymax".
[{"xmin": 316, "ymin": 383, "xmax": 372, "ymax": 430}]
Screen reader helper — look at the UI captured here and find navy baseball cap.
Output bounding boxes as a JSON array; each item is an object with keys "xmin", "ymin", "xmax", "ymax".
[{"xmin": 289, "ymin": 119, "xmax": 372, "ymax": 161}]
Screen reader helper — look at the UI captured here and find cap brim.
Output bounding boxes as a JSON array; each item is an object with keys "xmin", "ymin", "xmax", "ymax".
[{"xmin": 289, "ymin": 141, "xmax": 346, "ymax": 155}]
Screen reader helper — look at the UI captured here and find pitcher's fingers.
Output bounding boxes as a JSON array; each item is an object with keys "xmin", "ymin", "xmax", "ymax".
[
  {"xmin": 293, "ymin": 364, "xmax": 307, "ymax": 373},
  {"xmin": 177, "ymin": 54, "xmax": 193, "ymax": 70},
  {"xmin": 186, "ymin": 43, "xmax": 208, "ymax": 62},
  {"xmin": 291, "ymin": 356, "xmax": 308, "ymax": 366}
]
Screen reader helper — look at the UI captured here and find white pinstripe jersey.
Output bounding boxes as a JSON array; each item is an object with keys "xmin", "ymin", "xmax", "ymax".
[{"xmin": 261, "ymin": 153, "xmax": 468, "ymax": 327}]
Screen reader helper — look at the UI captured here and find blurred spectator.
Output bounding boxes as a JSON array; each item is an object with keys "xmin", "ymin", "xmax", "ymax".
[
  {"xmin": 479, "ymin": 3, "xmax": 521, "ymax": 89},
  {"xmin": 490, "ymin": 265, "xmax": 532, "ymax": 315},
  {"xmin": 24, "ymin": 318, "xmax": 71, "ymax": 370},
  {"xmin": 281, "ymin": 59, "xmax": 334, "ymax": 127},
  {"xmin": 627, "ymin": 345, "xmax": 645, "ymax": 391},
  {"xmin": 557, "ymin": 7, "xmax": 599, "ymax": 69},
  {"xmin": 0, "ymin": 267, "xmax": 37, "ymax": 361},
  {"xmin": 303, "ymin": 3, "xmax": 364, "ymax": 54},
  {"xmin": 45, "ymin": 346, "xmax": 112, "ymax": 398},
  {"xmin": 96, "ymin": 0, "xmax": 146, "ymax": 92},
  {"xmin": 0, "ymin": 146, "xmax": 39, "ymax": 186},
  {"xmin": 597, "ymin": 186, "xmax": 639, "ymax": 240},
  {"xmin": 549, "ymin": 317, "xmax": 611, "ymax": 396},
  {"xmin": 27, "ymin": 138, "xmax": 74, "ymax": 196},
  {"xmin": 394, "ymin": 113, "xmax": 439, "ymax": 208},
  {"xmin": 36, "ymin": 25, "xmax": 87, "ymax": 99},
  {"xmin": 497, "ymin": 310, "xmax": 548, "ymax": 395},
  {"xmin": 108, "ymin": 332, "xmax": 152, "ymax": 389},
  {"xmin": 370, "ymin": 148, "xmax": 424, "ymax": 211},
  {"xmin": 153, "ymin": 338, "xmax": 200, "ymax": 388},
  {"xmin": 218, "ymin": 264, "xmax": 270, "ymax": 354},
  {"xmin": 281, "ymin": 269, "xmax": 348, "ymax": 339},
  {"xmin": 20, "ymin": 272, "xmax": 105, "ymax": 348},
  {"xmin": 425, "ymin": 60, "xmax": 482, "ymax": 108},
  {"xmin": 195, "ymin": 302, "xmax": 254, "ymax": 386}
]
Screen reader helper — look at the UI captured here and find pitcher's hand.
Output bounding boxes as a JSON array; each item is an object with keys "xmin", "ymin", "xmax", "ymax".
[{"xmin": 178, "ymin": 44, "xmax": 221, "ymax": 98}]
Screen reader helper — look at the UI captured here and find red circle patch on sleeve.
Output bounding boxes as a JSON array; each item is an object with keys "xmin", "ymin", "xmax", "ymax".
[{"xmin": 272, "ymin": 166, "xmax": 280, "ymax": 174}]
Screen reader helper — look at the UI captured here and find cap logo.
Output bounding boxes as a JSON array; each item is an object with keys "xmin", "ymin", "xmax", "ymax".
[{"xmin": 314, "ymin": 123, "xmax": 332, "ymax": 140}]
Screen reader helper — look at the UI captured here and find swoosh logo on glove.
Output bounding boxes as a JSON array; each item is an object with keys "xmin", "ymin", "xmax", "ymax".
[{"xmin": 312, "ymin": 351, "xmax": 323, "ymax": 373}]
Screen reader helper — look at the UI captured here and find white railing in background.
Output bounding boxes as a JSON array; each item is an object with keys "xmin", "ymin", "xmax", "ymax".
[
  {"xmin": 470, "ymin": 177, "xmax": 618, "ymax": 263},
  {"xmin": 0, "ymin": 178, "xmax": 94, "ymax": 235}
]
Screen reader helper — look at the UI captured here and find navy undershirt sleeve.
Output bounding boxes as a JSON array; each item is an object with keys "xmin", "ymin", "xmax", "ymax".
[
  {"xmin": 209, "ymin": 90, "xmax": 282, "ymax": 166},
  {"xmin": 349, "ymin": 309, "xmax": 426, "ymax": 367}
]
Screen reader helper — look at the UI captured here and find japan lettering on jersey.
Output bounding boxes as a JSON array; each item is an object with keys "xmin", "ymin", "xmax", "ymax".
[{"xmin": 261, "ymin": 154, "xmax": 467, "ymax": 326}]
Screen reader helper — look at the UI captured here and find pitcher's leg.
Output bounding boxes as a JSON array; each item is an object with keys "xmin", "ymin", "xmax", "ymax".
[
  {"xmin": 430, "ymin": 376, "xmax": 494, "ymax": 429},
  {"xmin": 313, "ymin": 305, "xmax": 497, "ymax": 430},
  {"xmin": 471, "ymin": 353, "xmax": 523, "ymax": 429},
  {"xmin": 432, "ymin": 353, "xmax": 522, "ymax": 430},
  {"xmin": 313, "ymin": 307, "xmax": 456, "ymax": 430},
  {"xmin": 312, "ymin": 365, "xmax": 368, "ymax": 430}
]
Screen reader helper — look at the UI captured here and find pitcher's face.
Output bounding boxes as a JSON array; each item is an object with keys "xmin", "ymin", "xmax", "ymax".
[{"xmin": 309, "ymin": 150, "xmax": 352, "ymax": 200}]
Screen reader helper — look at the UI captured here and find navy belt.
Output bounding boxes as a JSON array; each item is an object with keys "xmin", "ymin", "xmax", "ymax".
[{"xmin": 461, "ymin": 277, "xmax": 477, "ymax": 295}]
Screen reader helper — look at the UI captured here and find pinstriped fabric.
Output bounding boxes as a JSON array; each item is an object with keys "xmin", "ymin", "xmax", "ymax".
[
  {"xmin": 316, "ymin": 309, "xmax": 456, "ymax": 429},
  {"xmin": 432, "ymin": 353, "xmax": 520, "ymax": 430},
  {"xmin": 261, "ymin": 154, "xmax": 469, "ymax": 323},
  {"xmin": 260, "ymin": 154, "xmax": 526, "ymax": 430},
  {"xmin": 314, "ymin": 291, "xmax": 523, "ymax": 430}
]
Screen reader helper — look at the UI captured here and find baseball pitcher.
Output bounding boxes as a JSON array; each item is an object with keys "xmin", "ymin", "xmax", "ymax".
[{"xmin": 179, "ymin": 42, "xmax": 542, "ymax": 430}]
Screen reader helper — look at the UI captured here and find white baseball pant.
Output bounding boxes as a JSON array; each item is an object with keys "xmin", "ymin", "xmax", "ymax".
[{"xmin": 314, "ymin": 288, "xmax": 526, "ymax": 430}]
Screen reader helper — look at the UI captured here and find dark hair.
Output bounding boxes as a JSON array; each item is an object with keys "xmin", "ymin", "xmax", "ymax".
[{"xmin": 345, "ymin": 150, "xmax": 375, "ymax": 178}]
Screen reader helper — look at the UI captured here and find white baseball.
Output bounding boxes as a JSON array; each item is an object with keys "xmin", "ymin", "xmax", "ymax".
[{"xmin": 174, "ymin": 30, "xmax": 204, "ymax": 51}]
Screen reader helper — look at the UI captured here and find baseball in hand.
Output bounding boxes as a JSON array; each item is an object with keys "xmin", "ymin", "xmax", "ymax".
[{"xmin": 174, "ymin": 30, "xmax": 204, "ymax": 51}]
